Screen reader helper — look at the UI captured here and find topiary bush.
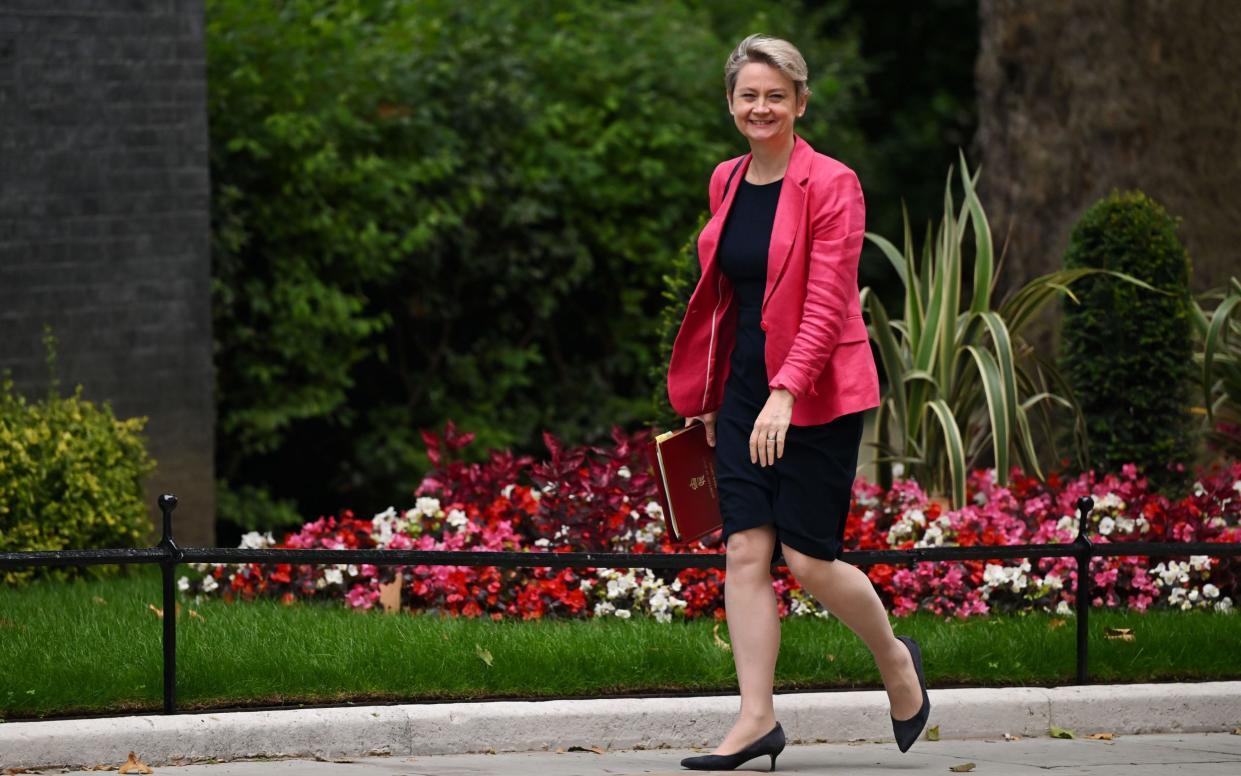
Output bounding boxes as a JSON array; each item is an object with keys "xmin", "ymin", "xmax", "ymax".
[
  {"xmin": 0, "ymin": 376, "xmax": 156, "ymax": 585},
  {"xmin": 1059, "ymin": 190, "xmax": 1195, "ymax": 492}
]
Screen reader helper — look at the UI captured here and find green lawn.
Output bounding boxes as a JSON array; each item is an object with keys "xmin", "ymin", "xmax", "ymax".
[{"xmin": 3, "ymin": 564, "xmax": 1238, "ymax": 720}]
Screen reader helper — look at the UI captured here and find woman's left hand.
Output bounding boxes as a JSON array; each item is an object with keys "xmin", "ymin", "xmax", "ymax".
[{"xmin": 750, "ymin": 388, "xmax": 795, "ymax": 467}]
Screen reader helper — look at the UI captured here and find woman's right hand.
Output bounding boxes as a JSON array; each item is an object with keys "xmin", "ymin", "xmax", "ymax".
[{"xmin": 684, "ymin": 411, "xmax": 718, "ymax": 447}]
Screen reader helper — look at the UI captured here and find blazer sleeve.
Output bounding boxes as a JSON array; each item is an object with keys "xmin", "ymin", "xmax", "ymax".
[{"xmin": 768, "ymin": 166, "xmax": 866, "ymax": 399}]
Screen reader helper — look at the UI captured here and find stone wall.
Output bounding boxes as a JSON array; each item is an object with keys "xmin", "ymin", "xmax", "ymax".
[
  {"xmin": 0, "ymin": 0, "xmax": 214, "ymax": 545},
  {"xmin": 976, "ymin": 0, "xmax": 1241, "ymax": 307}
]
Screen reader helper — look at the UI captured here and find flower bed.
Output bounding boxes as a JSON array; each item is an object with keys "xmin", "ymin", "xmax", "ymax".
[{"xmin": 183, "ymin": 423, "xmax": 1241, "ymax": 620}]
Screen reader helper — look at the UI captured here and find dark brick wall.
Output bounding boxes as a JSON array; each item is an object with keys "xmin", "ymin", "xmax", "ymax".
[{"xmin": 0, "ymin": 0, "xmax": 215, "ymax": 545}]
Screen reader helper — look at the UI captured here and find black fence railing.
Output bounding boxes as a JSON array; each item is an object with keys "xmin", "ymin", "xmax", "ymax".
[{"xmin": 4, "ymin": 493, "xmax": 1241, "ymax": 716}]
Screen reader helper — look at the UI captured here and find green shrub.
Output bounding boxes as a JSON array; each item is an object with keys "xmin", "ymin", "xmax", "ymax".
[
  {"xmin": 0, "ymin": 376, "xmax": 156, "ymax": 585},
  {"xmin": 205, "ymin": 0, "xmax": 868, "ymax": 518},
  {"xmin": 1059, "ymin": 191, "xmax": 1195, "ymax": 491}
]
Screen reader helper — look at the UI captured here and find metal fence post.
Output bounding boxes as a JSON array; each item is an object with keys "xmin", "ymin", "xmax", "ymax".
[
  {"xmin": 1074, "ymin": 495, "xmax": 1094, "ymax": 684},
  {"xmin": 157, "ymin": 494, "xmax": 181, "ymax": 714}
]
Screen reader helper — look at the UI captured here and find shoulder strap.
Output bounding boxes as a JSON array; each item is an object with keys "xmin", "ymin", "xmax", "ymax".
[{"xmin": 720, "ymin": 156, "xmax": 746, "ymax": 201}]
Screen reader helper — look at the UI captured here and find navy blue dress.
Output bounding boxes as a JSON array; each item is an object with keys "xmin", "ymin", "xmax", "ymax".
[{"xmin": 713, "ymin": 176, "xmax": 865, "ymax": 563}]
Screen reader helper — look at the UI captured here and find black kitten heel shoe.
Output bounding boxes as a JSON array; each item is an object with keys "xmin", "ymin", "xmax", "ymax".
[
  {"xmin": 890, "ymin": 635, "xmax": 931, "ymax": 753},
  {"xmin": 680, "ymin": 722, "xmax": 786, "ymax": 771}
]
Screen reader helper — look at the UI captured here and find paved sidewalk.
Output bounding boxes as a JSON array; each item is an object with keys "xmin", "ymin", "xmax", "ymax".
[
  {"xmin": 31, "ymin": 732, "xmax": 1241, "ymax": 775},
  {"xmin": 4, "ymin": 682, "xmax": 1240, "ymax": 772}
]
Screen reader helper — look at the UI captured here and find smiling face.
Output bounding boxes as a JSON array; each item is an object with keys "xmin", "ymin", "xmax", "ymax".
[{"xmin": 727, "ymin": 61, "xmax": 806, "ymax": 146}]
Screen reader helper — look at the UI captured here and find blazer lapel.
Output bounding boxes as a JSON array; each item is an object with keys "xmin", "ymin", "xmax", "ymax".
[{"xmin": 763, "ymin": 134, "xmax": 813, "ymax": 311}]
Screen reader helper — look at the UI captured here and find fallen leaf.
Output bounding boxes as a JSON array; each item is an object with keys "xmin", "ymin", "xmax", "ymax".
[
  {"xmin": 948, "ymin": 763, "xmax": 976, "ymax": 772},
  {"xmin": 713, "ymin": 623, "xmax": 732, "ymax": 652},
  {"xmin": 5, "ymin": 767, "xmax": 36, "ymax": 774},
  {"xmin": 92, "ymin": 596, "xmax": 108, "ymax": 606},
  {"xmin": 1050, "ymin": 725, "xmax": 1075, "ymax": 739},
  {"xmin": 1087, "ymin": 732, "xmax": 1115, "ymax": 740},
  {"xmin": 189, "ymin": 609, "xmax": 206, "ymax": 623},
  {"xmin": 825, "ymin": 653, "xmax": 836, "ymax": 662},
  {"xmin": 554, "ymin": 747, "xmax": 566, "ymax": 754},
  {"xmin": 118, "ymin": 751, "xmax": 152, "ymax": 774},
  {"xmin": 1003, "ymin": 732, "xmax": 1021, "ymax": 741},
  {"xmin": 83, "ymin": 765, "xmax": 116, "ymax": 771},
  {"xmin": 475, "ymin": 644, "xmax": 494, "ymax": 667},
  {"xmin": 147, "ymin": 602, "xmax": 183, "ymax": 619},
  {"xmin": 1233, "ymin": 727, "xmax": 1241, "ymax": 735},
  {"xmin": 1104, "ymin": 627, "xmax": 1134, "ymax": 641},
  {"xmin": 566, "ymin": 746, "xmax": 605, "ymax": 754},
  {"xmin": 927, "ymin": 724, "xmax": 940, "ymax": 741},
  {"xmin": 1048, "ymin": 618, "xmax": 1067, "ymax": 629}
]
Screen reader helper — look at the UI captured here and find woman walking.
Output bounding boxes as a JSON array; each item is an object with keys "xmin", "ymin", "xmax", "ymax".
[{"xmin": 666, "ymin": 34, "xmax": 930, "ymax": 771}]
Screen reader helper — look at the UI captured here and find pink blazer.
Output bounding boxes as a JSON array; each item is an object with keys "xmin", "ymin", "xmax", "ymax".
[{"xmin": 666, "ymin": 133, "xmax": 880, "ymax": 426}]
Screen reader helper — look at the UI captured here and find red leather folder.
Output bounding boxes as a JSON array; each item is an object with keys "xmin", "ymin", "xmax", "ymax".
[{"xmin": 644, "ymin": 421, "xmax": 723, "ymax": 544}]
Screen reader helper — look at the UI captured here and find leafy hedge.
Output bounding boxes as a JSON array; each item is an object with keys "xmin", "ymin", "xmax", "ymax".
[
  {"xmin": 1059, "ymin": 191, "xmax": 1195, "ymax": 492},
  {"xmin": 0, "ymin": 376, "xmax": 155, "ymax": 584},
  {"xmin": 206, "ymin": 0, "xmax": 867, "ymax": 523}
]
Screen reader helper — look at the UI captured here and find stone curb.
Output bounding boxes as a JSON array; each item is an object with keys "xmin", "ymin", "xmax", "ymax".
[{"xmin": 2, "ymin": 682, "xmax": 1239, "ymax": 770}]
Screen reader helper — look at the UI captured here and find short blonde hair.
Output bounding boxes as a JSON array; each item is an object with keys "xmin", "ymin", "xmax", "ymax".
[{"xmin": 724, "ymin": 34, "xmax": 811, "ymax": 102}]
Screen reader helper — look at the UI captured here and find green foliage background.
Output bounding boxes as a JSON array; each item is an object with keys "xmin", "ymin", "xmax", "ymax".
[
  {"xmin": 0, "ymin": 369, "xmax": 155, "ymax": 582},
  {"xmin": 1058, "ymin": 191, "xmax": 1195, "ymax": 491},
  {"xmin": 206, "ymin": 0, "xmax": 977, "ymax": 531}
]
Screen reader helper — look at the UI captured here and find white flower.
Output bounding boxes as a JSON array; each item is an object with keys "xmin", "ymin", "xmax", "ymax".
[
  {"xmin": 915, "ymin": 525, "xmax": 945, "ymax": 548},
  {"xmin": 1203, "ymin": 583, "xmax": 1220, "ymax": 599},
  {"xmin": 534, "ymin": 538, "xmax": 551, "ymax": 548},
  {"xmin": 239, "ymin": 531, "xmax": 274, "ymax": 550},
  {"xmin": 1209, "ymin": 516, "xmax": 1228, "ymax": 529},
  {"xmin": 593, "ymin": 601, "xmax": 615, "ymax": 617},
  {"xmin": 373, "ymin": 506, "xmax": 397, "ymax": 522},
  {"xmin": 502, "ymin": 484, "xmax": 515, "ymax": 499},
  {"xmin": 654, "ymin": 610, "xmax": 672, "ymax": 623},
  {"xmin": 617, "ymin": 466, "xmax": 632, "ymax": 479},
  {"xmin": 1136, "ymin": 516, "xmax": 1150, "ymax": 533},
  {"xmin": 1096, "ymin": 493, "xmax": 1125, "ymax": 512},
  {"xmin": 1189, "ymin": 555, "xmax": 1212, "ymax": 572},
  {"xmin": 177, "ymin": 576, "xmax": 190, "ymax": 592},
  {"xmin": 1193, "ymin": 481, "xmax": 1206, "ymax": 498},
  {"xmin": 323, "ymin": 568, "xmax": 344, "ymax": 586},
  {"xmin": 644, "ymin": 500, "xmax": 664, "ymax": 519},
  {"xmin": 201, "ymin": 575, "xmax": 219, "ymax": 594},
  {"xmin": 1233, "ymin": 481, "xmax": 1241, "ymax": 496},
  {"xmin": 1216, "ymin": 596, "xmax": 1234, "ymax": 613},
  {"xmin": 445, "ymin": 508, "xmax": 468, "ymax": 531},
  {"xmin": 906, "ymin": 509, "xmax": 927, "ymax": 527},
  {"xmin": 1056, "ymin": 515, "xmax": 1076, "ymax": 533},
  {"xmin": 892, "ymin": 462, "xmax": 905, "ymax": 478},
  {"xmin": 1188, "ymin": 587, "xmax": 1201, "ymax": 603},
  {"xmin": 1044, "ymin": 573, "xmax": 1064, "ymax": 591},
  {"xmin": 1097, "ymin": 516, "xmax": 1116, "ymax": 536},
  {"xmin": 415, "ymin": 496, "xmax": 442, "ymax": 517},
  {"xmin": 346, "ymin": 564, "xmax": 359, "ymax": 577},
  {"xmin": 1055, "ymin": 600, "xmax": 1073, "ymax": 616},
  {"xmin": 1115, "ymin": 516, "xmax": 1135, "ymax": 534},
  {"xmin": 614, "ymin": 608, "xmax": 631, "ymax": 619}
]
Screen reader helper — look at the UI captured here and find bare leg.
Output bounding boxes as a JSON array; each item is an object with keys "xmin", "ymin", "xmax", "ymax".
[
  {"xmin": 712, "ymin": 524, "xmax": 781, "ymax": 755},
  {"xmin": 781, "ymin": 544, "xmax": 923, "ymax": 720}
]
